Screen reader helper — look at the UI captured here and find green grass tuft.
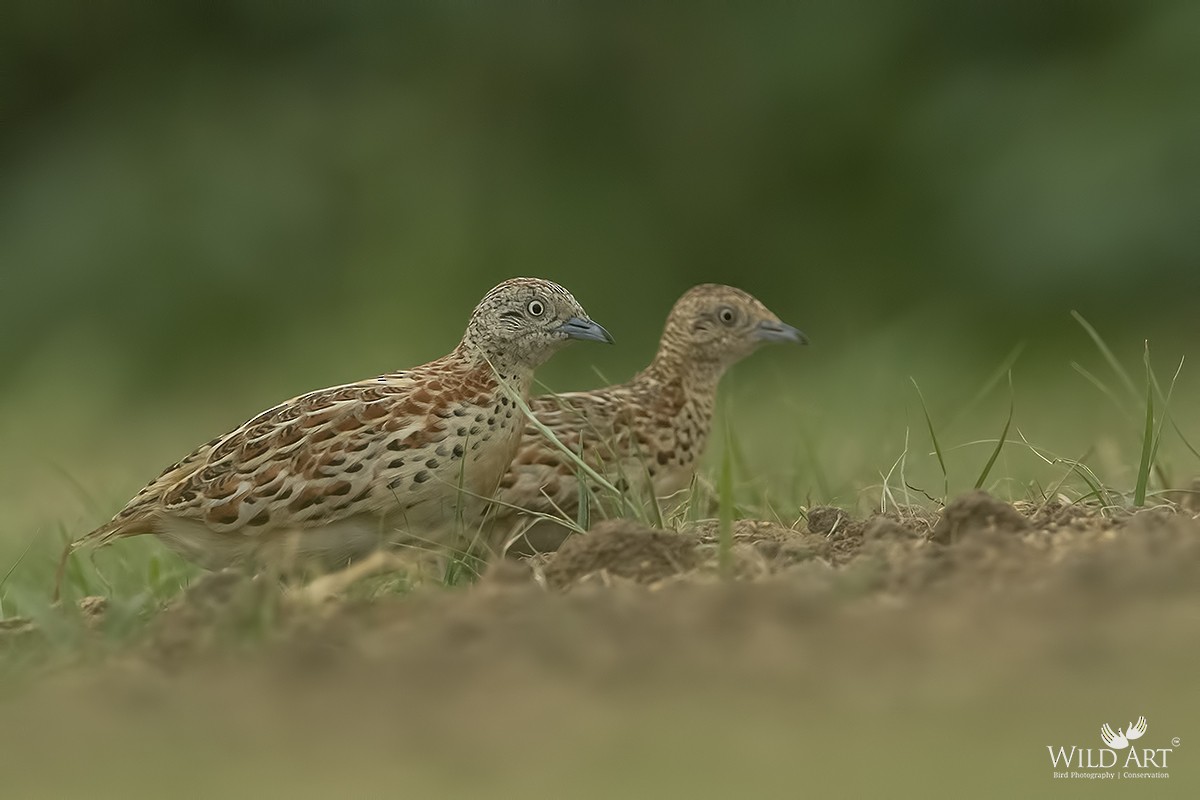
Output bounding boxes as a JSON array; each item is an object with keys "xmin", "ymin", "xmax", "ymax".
[
  {"xmin": 1134, "ymin": 342, "xmax": 1156, "ymax": 507},
  {"xmin": 974, "ymin": 372, "xmax": 1014, "ymax": 490},
  {"xmin": 910, "ymin": 378, "xmax": 948, "ymax": 500}
]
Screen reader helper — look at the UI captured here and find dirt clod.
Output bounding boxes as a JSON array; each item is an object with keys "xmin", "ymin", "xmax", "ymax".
[
  {"xmin": 806, "ymin": 506, "xmax": 853, "ymax": 536},
  {"xmin": 543, "ymin": 520, "xmax": 701, "ymax": 589},
  {"xmin": 862, "ymin": 517, "xmax": 913, "ymax": 541},
  {"xmin": 930, "ymin": 489, "xmax": 1029, "ymax": 545}
]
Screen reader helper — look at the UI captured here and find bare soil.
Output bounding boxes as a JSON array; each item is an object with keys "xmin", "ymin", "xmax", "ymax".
[{"xmin": 4, "ymin": 491, "xmax": 1200, "ymax": 798}]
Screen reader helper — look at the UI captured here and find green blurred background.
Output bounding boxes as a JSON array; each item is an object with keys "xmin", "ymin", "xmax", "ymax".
[{"xmin": 4, "ymin": 1, "xmax": 1200, "ymax": 547}]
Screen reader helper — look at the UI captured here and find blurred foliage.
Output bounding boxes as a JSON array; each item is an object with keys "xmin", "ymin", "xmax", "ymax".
[{"xmin": 5, "ymin": 0, "xmax": 1199, "ymax": 387}]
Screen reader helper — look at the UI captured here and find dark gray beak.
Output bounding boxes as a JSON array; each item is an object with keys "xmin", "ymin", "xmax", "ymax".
[
  {"xmin": 560, "ymin": 317, "xmax": 615, "ymax": 344},
  {"xmin": 754, "ymin": 320, "xmax": 808, "ymax": 344}
]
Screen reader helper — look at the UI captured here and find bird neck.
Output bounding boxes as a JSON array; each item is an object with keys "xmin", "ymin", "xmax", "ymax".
[
  {"xmin": 446, "ymin": 341, "xmax": 537, "ymax": 392},
  {"xmin": 639, "ymin": 349, "xmax": 727, "ymax": 399}
]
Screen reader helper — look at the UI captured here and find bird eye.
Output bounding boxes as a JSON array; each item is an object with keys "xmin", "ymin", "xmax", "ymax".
[
  {"xmin": 527, "ymin": 299, "xmax": 545, "ymax": 317},
  {"xmin": 718, "ymin": 307, "xmax": 736, "ymax": 325}
]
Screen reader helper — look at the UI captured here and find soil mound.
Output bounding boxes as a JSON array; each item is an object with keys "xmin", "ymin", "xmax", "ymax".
[{"xmin": 542, "ymin": 520, "xmax": 701, "ymax": 589}]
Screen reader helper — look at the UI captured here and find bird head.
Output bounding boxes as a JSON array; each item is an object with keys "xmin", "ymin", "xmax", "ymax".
[
  {"xmin": 463, "ymin": 277, "xmax": 612, "ymax": 370},
  {"xmin": 654, "ymin": 284, "xmax": 806, "ymax": 376}
]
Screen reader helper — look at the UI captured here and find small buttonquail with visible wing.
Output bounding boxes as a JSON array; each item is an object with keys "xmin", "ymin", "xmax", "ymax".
[
  {"xmin": 492, "ymin": 284, "xmax": 805, "ymax": 554},
  {"xmin": 74, "ymin": 278, "xmax": 611, "ymax": 570}
]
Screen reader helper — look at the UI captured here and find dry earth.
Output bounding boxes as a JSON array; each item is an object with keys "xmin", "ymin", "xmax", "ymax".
[{"xmin": 3, "ymin": 490, "xmax": 1199, "ymax": 798}]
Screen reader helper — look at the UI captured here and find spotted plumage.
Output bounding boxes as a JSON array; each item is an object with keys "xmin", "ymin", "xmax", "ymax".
[
  {"xmin": 492, "ymin": 284, "xmax": 805, "ymax": 553},
  {"xmin": 75, "ymin": 278, "xmax": 611, "ymax": 569}
]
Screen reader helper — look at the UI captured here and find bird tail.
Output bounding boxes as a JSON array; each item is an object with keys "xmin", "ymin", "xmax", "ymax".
[{"xmin": 53, "ymin": 516, "xmax": 153, "ymax": 603}]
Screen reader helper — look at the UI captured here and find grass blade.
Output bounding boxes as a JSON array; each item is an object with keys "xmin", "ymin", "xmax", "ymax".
[
  {"xmin": 1072, "ymin": 311, "xmax": 1139, "ymax": 401},
  {"xmin": 1071, "ymin": 463, "xmax": 1110, "ymax": 509},
  {"xmin": 1146, "ymin": 355, "xmax": 1183, "ymax": 482},
  {"xmin": 910, "ymin": 378, "xmax": 948, "ymax": 498},
  {"xmin": 502, "ymin": 377, "xmax": 630, "ymax": 513},
  {"xmin": 974, "ymin": 373, "xmax": 1014, "ymax": 489},
  {"xmin": 1169, "ymin": 417, "xmax": 1200, "ymax": 462},
  {"xmin": 948, "ymin": 340, "xmax": 1027, "ymax": 428},
  {"xmin": 1070, "ymin": 362, "xmax": 1132, "ymax": 420},
  {"xmin": 1133, "ymin": 341, "xmax": 1155, "ymax": 507},
  {"xmin": 1148, "ymin": 356, "xmax": 1198, "ymax": 462},
  {"xmin": 0, "ymin": 530, "xmax": 39, "ymax": 596}
]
